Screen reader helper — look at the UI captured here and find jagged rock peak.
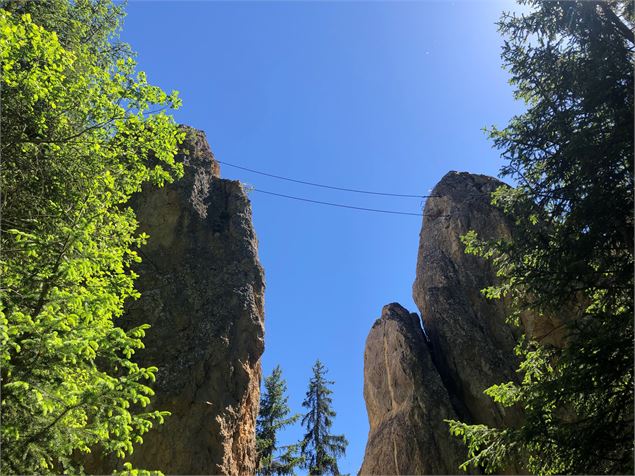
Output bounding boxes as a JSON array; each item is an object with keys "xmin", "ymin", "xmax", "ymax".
[
  {"xmin": 179, "ymin": 125, "xmax": 221, "ymax": 178},
  {"xmin": 88, "ymin": 126, "xmax": 265, "ymax": 475},
  {"xmin": 371, "ymin": 302, "xmax": 425, "ymax": 336},
  {"xmin": 435, "ymin": 170, "xmax": 504, "ymax": 195},
  {"xmin": 173, "ymin": 126, "xmax": 222, "ymax": 218},
  {"xmin": 359, "ymin": 303, "xmax": 466, "ymax": 475}
]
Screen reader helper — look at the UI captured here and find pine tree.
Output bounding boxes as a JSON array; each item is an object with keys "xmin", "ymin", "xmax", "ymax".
[
  {"xmin": 256, "ymin": 366, "xmax": 302, "ymax": 476},
  {"xmin": 300, "ymin": 360, "xmax": 348, "ymax": 476},
  {"xmin": 447, "ymin": 1, "xmax": 633, "ymax": 474}
]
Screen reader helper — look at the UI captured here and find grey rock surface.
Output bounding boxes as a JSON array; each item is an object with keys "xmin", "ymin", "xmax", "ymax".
[
  {"xmin": 89, "ymin": 127, "xmax": 265, "ymax": 475},
  {"xmin": 359, "ymin": 303, "xmax": 466, "ymax": 475},
  {"xmin": 412, "ymin": 171, "xmax": 521, "ymax": 429}
]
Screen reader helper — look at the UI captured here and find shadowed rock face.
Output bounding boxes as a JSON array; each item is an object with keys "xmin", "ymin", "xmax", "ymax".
[
  {"xmin": 359, "ymin": 303, "xmax": 466, "ymax": 476},
  {"xmin": 413, "ymin": 171, "xmax": 522, "ymax": 429},
  {"xmin": 90, "ymin": 127, "xmax": 265, "ymax": 475}
]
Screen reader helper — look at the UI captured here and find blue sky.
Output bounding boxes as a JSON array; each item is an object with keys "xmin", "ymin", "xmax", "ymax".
[{"xmin": 122, "ymin": 1, "xmax": 526, "ymax": 473}]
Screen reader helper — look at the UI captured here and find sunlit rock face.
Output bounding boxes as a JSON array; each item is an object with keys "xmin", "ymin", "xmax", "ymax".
[
  {"xmin": 360, "ymin": 172, "xmax": 528, "ymax": 475},
  {"xmin": 88, "ymin": 127, "xmax": 265, "ymax": 475},
  {"xmin": 359, "ymin": 303, "xmax": 466, "ymax": 475}
]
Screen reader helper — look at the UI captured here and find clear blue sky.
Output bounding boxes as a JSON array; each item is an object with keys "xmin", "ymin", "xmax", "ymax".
[{"xmin": 122, "ymin": 1, "xmax": 526, "ymax": 473}]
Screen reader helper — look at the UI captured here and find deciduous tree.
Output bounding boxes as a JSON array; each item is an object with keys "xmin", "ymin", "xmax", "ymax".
[{"xmin": 0, "ymin": 1, "xmax": 183, "ymax": 473}]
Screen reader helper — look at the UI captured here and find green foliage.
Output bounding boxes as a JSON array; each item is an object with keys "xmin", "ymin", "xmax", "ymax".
[
  {"xmin": 256, "ymin": 366, "xmax": 303, "ymax": 476},
  {"xmin": 0, "ymin": 1, "xmax": 183, "ymax": 473},
  {"xmin": 300, "ymin": 360, "xmax": 348, "ymax": 476},
  {"xmin": 114, "ymin": 462, "xmax": 162, "ymax": 476},
  {"xmin": 447, "ymin": 1, "xmax": 634, "ymax": 474}
]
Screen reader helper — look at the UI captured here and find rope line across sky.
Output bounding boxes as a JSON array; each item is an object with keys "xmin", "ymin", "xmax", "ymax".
[
  {"xmin": 217, "ymin": 160, "xmax": 437, "ymax": 198},
  {"xmin": 217, "ymin": 160, "xmax": 495, "ymax": 217},
  {"xmin": 218, "ymin": 159, "xmax": 444, "ymax": 217},
  {"xmin": 250, "ymin": 188, "xmax": 454, "ymax": 217}
]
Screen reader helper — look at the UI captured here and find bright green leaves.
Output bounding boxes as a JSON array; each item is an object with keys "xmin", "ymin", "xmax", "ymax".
[
  {"xmin": 1, "ymin": 4, "xmax": 181, "ymax": 474},
  {"xmin": 484, "ymin": 381, "xmax": 521, "ymax": 407},
  {"xmin": 115, "ymin": 461, "xmax": 163, "ymax": 476},
  {"xmin": 446, "ymin": 420, "xmax": 518, "ymax": 474}
]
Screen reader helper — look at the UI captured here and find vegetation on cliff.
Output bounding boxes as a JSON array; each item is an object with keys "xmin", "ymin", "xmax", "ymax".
[
  {"xmin": 448, "ymin": 1, "xmax": 634, "ymax": 474},
  {"xmin": 0, "ymin": 0, "xmax": 182, "ymax": 473}
]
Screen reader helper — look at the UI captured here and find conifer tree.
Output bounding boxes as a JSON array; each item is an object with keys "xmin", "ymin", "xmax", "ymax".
[
  {"xmin": 256, "ymin": 366, "xmax": 302, "ymax": 476},
  {"xmin": 300, "ymin": 360, "xmax": 348, "ymax": 476},
  {"xmin": 447, "ymin": 1, "xmax": 633, "ymax": 474}
]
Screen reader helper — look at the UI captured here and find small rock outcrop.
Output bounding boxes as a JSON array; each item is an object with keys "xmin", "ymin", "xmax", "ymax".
[
  {"xmin": 413, "ymin": 171, "xmax": 521, "ymax": 428},
  {"xmin": 90, "ymin": 127, "xmax": 265, "ymax": 474},
  {"xmin": 359, "ymin": 303, "xmax": 466, "ymax": 475}
]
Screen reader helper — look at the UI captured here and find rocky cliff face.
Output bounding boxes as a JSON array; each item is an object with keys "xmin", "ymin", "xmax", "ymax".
[
  {"xmin": 413, "ymin": 171, "xmax": 521, "ymax": 429},
  {"xmin": 91, "ymin": 127, "xmax": 265, "ymax": 474},
  {"xmin": 359, "ymin": 303, "xmax": 466, "ymax": 475},
  {"xmin": 360, "ymin": 171, "xmax": 522, "ymax": 475}
]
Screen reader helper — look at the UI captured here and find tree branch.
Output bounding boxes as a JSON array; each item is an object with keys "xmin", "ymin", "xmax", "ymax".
[{"xmin": 598, "ymin": 2, "xmax": 635, "ymax": 46}]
